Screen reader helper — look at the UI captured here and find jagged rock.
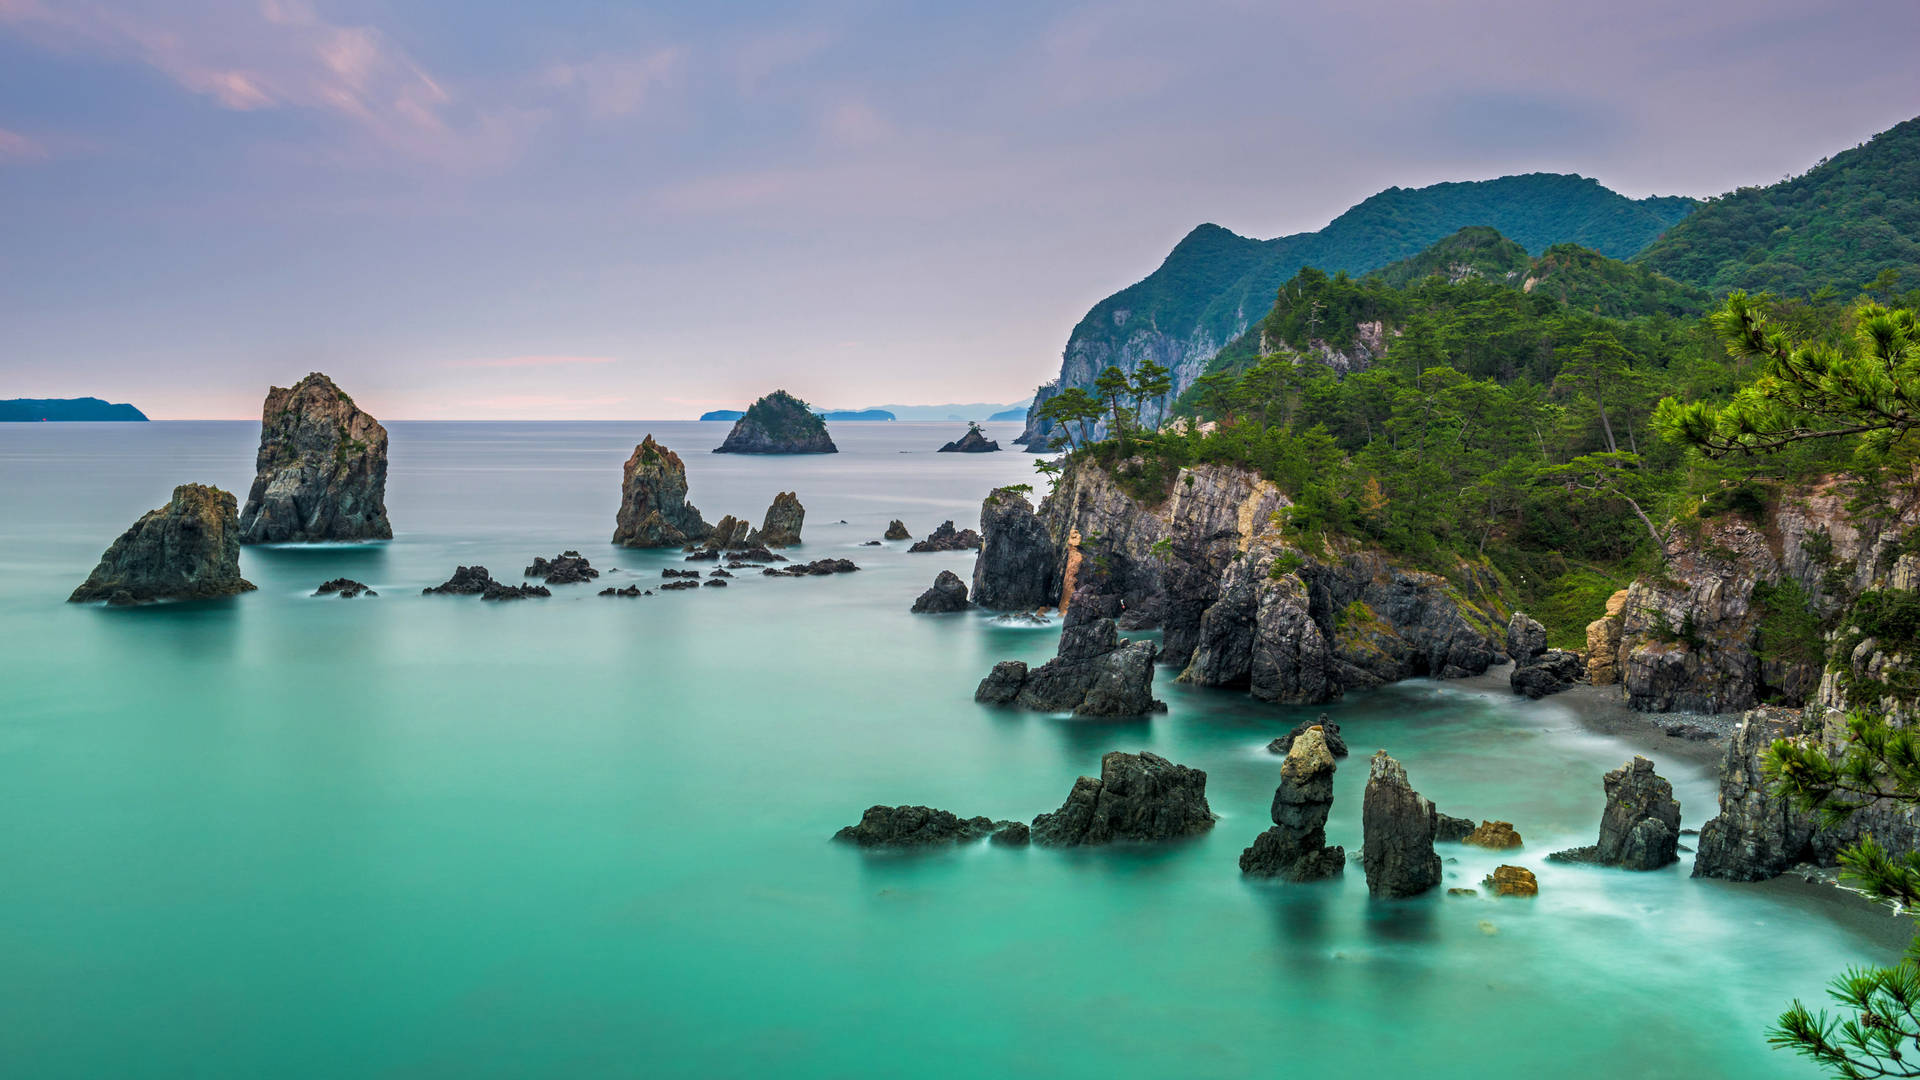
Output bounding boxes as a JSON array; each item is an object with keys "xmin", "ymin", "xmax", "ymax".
[
  {"xmin": 1511, "ymin": 650, "xmax": 1583, "ymax": 699},
  {"xmin": 974, "ymin": 617, "xmax": 1163, "ymax": 716},
  {"xmin": 1464, "ymin": 821, "xmax": 1523, "ymax": 850},
  {"xmin": 684, "ymin": 549, "xmax": 719, "ymax": 562},
  {"xmin": 912, "ymin": 570, "xmax": 972, "ymax": 613},
  {"xmin": 973, "ymin": 487, "xmax": 1060, "ymax": 610},
  {"xmin": 1586, "ymin": 590, "xmax": 1628, "ymax": 685},
  {"xmin": 1030, "ymin": 751, "xmax": 1215, "ymax": 847},
  {"xmin": 484, "ymin": 581, "xmax": 549, "ymax": 600},
  {"xmin": 746, "ymin": 492, "xmax": 804, "ymax": 547},
  {"xmin": 525, "ymin": 551, "xmax": 598, "ymax": 585},
  {"xmin": 1435, "ymin": 813, "xmax": 1477, "ymax": 843},
  {"xmin": 990, "ymin": 821, "xmax": 1030, "ymax": 846},
  {"xmin": 727, "ymin": 546, "xmax": 783, "ymax": 563},
  {"xmin": 1240, "ymin": 727, "xmax": 1345, "ymax": 880},
  {"xmin": 1482, "ymin": 865, "xmax": 1538, "ymax": 897},
  {"xmin": 662, "ymin": 568, "xmax": 700, "ymax": 578},
  {"xmin": 238, "ymin": 372, "xmax": 390, "ymax": 543},
  {"xmin": 599, "ymin": 585, "xmax": 642, "ymax": 597},
  {"xmin": 69, "ymin": 484, "xmax": 257, "ymax": 604},
  {"xmin": 938, "ymin": 427, "xmax": 1001, "ymax": 453},
  {"xmin": 909, "ymin": 521, "xmax": 982, "ymax": 553},
  {"xmin": 834, "ymin": 806, "xmax": 997, "ymax": 847},
  {"xmin": 703, "ymin": 515, "xmax": 751, "ymax": 550},
  {"xmin": 1506, "ymin": 613, "xmax": 1547, "ymax": 665},
  {"xmin": 1362, "ymin": 751, "xmax": 1442, "ymax": 898},
  {"xmin": 613, "ymin": 436, "xmax": 713, "ymax": 547},
  {"xmin": 714, "ymin": 390, "xmax": 837, "ymax": 454},
  {"xmin": 709, "ymin": 568, "xmax": 733, "ymax": 578},
  {"xmin": 884, "ymin": 520, "xmax": 912, "ymax": 540},
  {"xmin": 702, "ymin": 578, "xmax": 728, "ymax": 587},
  {"xmin": 790, "ymin": 558, "xmax": 859, "ymax": 576},
  {"xmin": 1267, "ymin": 714, "xmax": 1348, "ymax": 757},
  {"xmin": 313, "ymin": 578, "xmax": 374, "ymax": 598},
  {"xmin": 1548, "ymin": 756, "xmax": 1680, "ymax": 870},
  {"xmin": 660, "ymin": 579, "xmax": 700, "ymax": 591},
  {"xmin": 423, "ymin": 566, "xmax": 496, "ymax": 595}
]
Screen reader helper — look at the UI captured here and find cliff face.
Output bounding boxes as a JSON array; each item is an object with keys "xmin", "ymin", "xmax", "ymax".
[
  {"xmin": 977, "ymin": 457, "xmax": 1506, "ymax": 704},
  {"xmin": 238, "ymin": 373, "xmax": 390, "ymax": 543},
  {"xmin": 70, "ymin": 484, "xmax": 256, "ymax": 604}
]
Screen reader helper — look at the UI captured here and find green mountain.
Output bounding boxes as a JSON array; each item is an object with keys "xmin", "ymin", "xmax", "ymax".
[
  {"xmin": 1524, "ymin": 243, "xmax": 1710, "ymax": 318},
  {"xmin": 1021, "ymin": 173, "xmax": 1695, "ymax": 445},
  {"xmin": 1636, "ymin": 116, "xmax": 1920, "ymax": 296},
  {"xmin": 1375, "ymin": 226, "xmax": 1532, "ymax": 287}
]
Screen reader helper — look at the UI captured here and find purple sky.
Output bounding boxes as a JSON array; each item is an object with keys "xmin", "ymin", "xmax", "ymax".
[{"xmin": 2, "ymin": 1, "xmax": 1917, "ymax": 420}]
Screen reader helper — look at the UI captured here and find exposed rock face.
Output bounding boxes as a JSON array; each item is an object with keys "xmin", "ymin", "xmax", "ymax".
[
  {"xmin": 1506, "ymin": 613, "xmax": 1547, "ymax": 664},
  {"xmin": 313, "ymin": 578, "xmax": 375, "ymax": 598},
  {"xmin": 747, "ymin": 492, "xmax": 804, "ymax": 547},
  {"xmin": 714, "ymin": 390, "xmax": 837, "ymax": 454},
  {"xmin": 1030, "ymin": 751, "xmax": 1215, "ymax": 846},
  {"xmin": 704, "ymin": 515, "xmax": 751, "ymax": 550},
  {"xmin": 912, "ymin": 570, "xmax": 973, "ymax": 614},
  {"xmin": 613, "ymin": 436, "xmax": 713, "ymax": 547},
  {"xmin": 70, "ymin": 484, "xmax": 257, "ymax": 604},
  {"xmin": 422, "ymin": 565, "xmax": 549, "ymax": 600},
  {"xmin": 1483, "ymin": 865, "xmax": 1538, "ymax": 897},
  {"xmin": 1549, "ymin": 756, "xmax": 1680, "ymax": 870},
  {"xmin": 238, "ymin": 373, "xmax": 391, "ymax": 543},
  {"xmin": 1362, "ymin": 751, "xmax": 1442, "ymax": 898},
  {"xmin": 1464, "ymin": 821, "xmax": 1523, "ymax": 850},
  {"xmin": 938, "ymin": 428, "xmax": 1001, "ymax": 453},
  {"xmin": 1436, "ymin": 813, "xmax": 1477, "ymax": 844},
  {"xmin": 972, "ymin": 487, "xmax": 1060, "ymax": 610},
  {"xmin": 1586, "ymin": 590, "xmax": 1629, "ymax": 685},
  {"xmin": 1240, "ymin": 727, "xmax": 1345, "ymax": 880},
  {"xmin": 835, "ymin": 806, "xmax": 1011, "ymax": 847},
  {"xmin": 525, "ymin": 551, "xmax": 598, "ymax": 585},
  {"xmin": 908, "ymin": 521, "xmax": 982, "ymax": 552},
  {"xmin": 1511, "ymin": 650, "xmax": 1583, "ymax": 699},
  {"xmin": 884, "ymin": 520, "xmax": 912, "ymax": 540},
  {"xmin": 973, "ymin": 617, "xmax": 1163, "ymax": 716},
  {"xmin": 1269, "ymin": 714, "xmax": 1348, "ymax": 757}
]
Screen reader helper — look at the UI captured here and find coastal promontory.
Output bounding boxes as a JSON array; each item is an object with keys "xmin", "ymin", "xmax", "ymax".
[
  {"xmin": 613, "ymin": 435, "xmax": 713, "ymax": 547},
  {"xmin": 69, "ymin": 484, "xmax": 256, "ymax": 604},
  {"xmin": 714, "ymin": 390, "xmax": 837, "ymax": 454},
  {"xmin": 238, "ymin": 373, "xmax": 391, "ymax": 543}
]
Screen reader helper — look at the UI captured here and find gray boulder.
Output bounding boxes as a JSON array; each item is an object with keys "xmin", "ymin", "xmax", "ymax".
[
  {"xmin": 1506, "ymin": 612, "xmax": 1548, "ymax": 665},
  {"xmin": 1030, "ymin": 751, "xmax": 1215, "ymax": 846},
  {"xmin": 239, "ymin": 372, "xmax": 390, "ymax": 543},
  {"xmin": 834, "ymin": 805, "xmax": 1001, "ymax": 847},
  {"xmin": 1511, "ymin": 649, "xmax": 1583, "ymax": 699},
  {"xmin": 975, "ymin": 618, "xmax": 1163, "ymax": 716},
  {"xmin": 971, "ymin": 487, "xmax": 1060, "ymax": 610},
  {"xmin": 1241, "ymin": 727, "xmax": 1345, "ymax": 880},
  {"xmin": 70, "ymin": 484, "xmax": 257, "ymax": 604},
  {"xmin": 1361, "ymin": 751, "xmax": 1442, "ymax": 898},
  {"xmin": 1548, "ymin": 756, "xmax": 1681, "ymax": 870},
  {"xmin": 912, "ymin": 570, "xmax": 973, "ymax": 614},
  {"xmin": 884, "ymin": 520, "xmax": 912, "ymax": 541}
]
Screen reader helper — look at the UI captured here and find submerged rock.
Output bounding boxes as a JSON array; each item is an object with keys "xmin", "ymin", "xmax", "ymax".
[
  {"xmin": 972, "ymin": 487, "xmax": 1060, "ymax": 610},
  {"xmin": 938, "ymin": 427, "xmax": 1001, "ymax": 453},
  {"xmin": 238, "ymin": 372, "xmax": 391, "ymax": 543},
  {"xmin": 909, "ymin": 520, "xmax": 982, "ymax": 553},
  {"xmin": 911, "ymin": 570, "xmax": 973, "ymax": 613},
  {"xmin": 525, "ymin": 551, "xmax": 598, "ymax": 585},
  {"xmin": 660, "ymin": 579, "xmax": 700, "ymax": 591},
  {"xmin": 1030, "ymin": 751, "xmax": 1215, "ymax": 846},
  {"xmin": 1483, "ymin": 865, "xmax": 1538, "ymax": 897},
  {"xmin": 714, "ymin": 390, "xmax": 837, "ymax": 454},
  {"xmin": 1241, "ymin": 727, "xmax": 1345, "ymax": 880},
  {"xmin": 1548, "ymin": 756, "xmax": 1680, "ymax": 870},
  {"xmin": 1362, "ymin": 751, "xmax": 1442, "ymax": 898},
  {"xmin": 599, "ymin": 585, "xmax": 643, "ymax": 597},
  {"xmin": 69, "ymin": 484, "xmax": 257, "ymax": 604},
  {"xmin": 613, "ymin": 436, "xmax": 713, "ymax": 547},
  {"xmin": 884, "ymin": 520, "xmax": 912, "ymax": 541},
  {"xmin": 973, "ymin": 617, "xmax": 1162, "ymax": 716},
  {"xmin": 834, "ymin": 805, "xmax": 997, "ymax": 847},
  {"xmin": 1268, "ymin": 714, "xmax": 1348, "ymax": 757},
  {"xmin": 746, "ymin": 491, "xmax": 804, "ymax": 547},
  {"xmin": 1463, "ymin": 821, "xmax": 1524, "ymax": 850},
  {"xmin": 313, "ymin": 578, "xmax": 375, "ymax": 598}
]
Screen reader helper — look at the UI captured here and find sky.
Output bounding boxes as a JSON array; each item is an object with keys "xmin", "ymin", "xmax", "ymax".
[{"xmin": 2, "ymin": 1, "xmax": 1917, "ymax": 420}]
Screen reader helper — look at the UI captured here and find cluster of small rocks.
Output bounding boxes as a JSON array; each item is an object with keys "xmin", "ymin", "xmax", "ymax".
[
  {"xmin": 422, "ymin": 565, "xmax": 550, "ymax": 600},
  {"xmin": 525, "ymin": 551, "xmax": 599, "ymax": 585},
  {"xmin": 313, "ymin": 578, "xmax": 376, "ymax": 598},
  {"xmin": 908, "ymin": 521, "xmax": 982, "ymax": 553}
]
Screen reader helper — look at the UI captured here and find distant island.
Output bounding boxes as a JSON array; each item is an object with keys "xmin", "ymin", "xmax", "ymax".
[
  {"xmin": 701, "ymin": 407, "xmax": 895, "ymax": 422},
  {"xmin": 698, "ymin": 399, "xmax": 1032, "ymax": 422},
  {"xmin": 0, "ymin": 397, "xmax": 148, "ymax": 422},
  {"xmin": 987, "ymin": 407, "xmax": 1027, "ymax": 421}
]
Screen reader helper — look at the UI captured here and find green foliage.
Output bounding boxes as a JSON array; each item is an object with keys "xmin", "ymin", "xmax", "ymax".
[
  {"xmin": 1375, "ymin": 226, "xmax": 1532, "ymax": 288},
  {"xmin": 740, "ymin": 390, "xmax": 829, "ymax": 442},
  {"xmin": 1753, "ymin": 578, "xmax": 1826, "ymax": 672},
  {"xmin": 1268, "ymin": 551, "xmax": 1304, "ymax": 579},
  {"xmin": 1832, "ymin": 590, "xmax": 1920, "ymax": 705},
  {"xmin": 1529, "ymin": 569, "xmax": 1624, "ymax": 650}
]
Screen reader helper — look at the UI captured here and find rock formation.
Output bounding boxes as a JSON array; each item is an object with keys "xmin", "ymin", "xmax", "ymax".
[
  {"xmin": 1361, "ymin": 751, "xmax": 1443, "ymax": 898},
  {"xmin": 835, "ymin": 805, "xmax": 1026, "ymax": 848},
  {"xmin": 973, "ymin": 617, "xmax": 1163, "ymax": 716},
  {"xmin": 422, "ymin": 566, "xmax": 549, "ymax": 600},
  {"xmin": 1463, "ymin": 821, "xmax": 1523, "ymax": 849},
  {"xmin": 938, "ymin": 427, "xmax": 1001, "ymax": 453},
  {"xmin": 1029, "ymin": 751, "xmax": 1215, "ymax": 846},
  {"xmin": 911, "ymin": 570, "xmax": 973, "ymax": 613},
  {"xmin": 1505, "ymin": 610, "xmax": 1582, "ymax": 698},
  {"xmin": 69, "ymin": 484, "xmax": 257, "ymax": 604},
  {"xmin": 613, "ymin": 436, "xmax": 713, "ymax": 547},
  {"xmin": 1268, "ymin": 714, "xmax": 1348, "ymax": 757},
  {"xmin": 525, "ymin": 551, "xmax": 598, "ymax": 584},
  {"xmin": 1548, "ymin": 756, "xmax": 1680, "ymax": 870},
  {"xmin": 313, "ymin": 578, "xmax": 375, "ymax": 598},
  {"xmin": 972, "ymin": 487, "xmax": 1060, "ymax": 610},
  {"xmin": 747, "ymin": 492, "xmax": 804, "ymax": 547},
  {"xmin": 714, "ymin": 390, "xmax": 837, "ymax": 454},
  {"xmin": 1483, "ymin": 865, "xmax": 1538, "ymax": 897},
  {"xmin": 704, "ymin": 515, "xmax": 751, "ymax": 550},
  {"xmin": 908, "ymin": 521, "xmax": 982, "ymax": 552},
  {"xmin": 884, "ymin": 520, "xmax": 912, "ymax": 540},
  {"xmin": 1506, "ymin": 613, "xmax": 1548, "ymax": 664},
  {"xmin": 237, "ymin": 373, "xmax": 391, "ymax": 543},
  {"xmin": 1240, "ymin": 727, "xmax": 1345, "ymax": 880},
  {"xmin": 1585, "ymin": 590, "xmax": 1629, "ymax": 685},
  {"xmin": 764, "ymin": 558, "xmax": 860, "ymax": 577},
  {"xmin": 1435, "ymin": 813, "xmax": 1477, "ymax": 843}
]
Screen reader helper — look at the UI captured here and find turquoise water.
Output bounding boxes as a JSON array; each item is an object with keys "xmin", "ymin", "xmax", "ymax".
[{"xmin": 0, "ymin": 420, "xmax": 1899, "ymax": 1078}]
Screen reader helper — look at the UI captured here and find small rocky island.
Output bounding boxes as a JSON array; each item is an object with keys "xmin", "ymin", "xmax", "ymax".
[
  {"xmin": 613, "ymin": 436, "xmax": 713, "ymax": 547},
  {"xmin": 69, "ymin": 484, "xmax": 257, "ymax": 604},
  {"xmin": 714, "ymin": 390, "xmax": 837, "ymax": 454},
  {"xmin": 937, "ymin": 425, "xmax": 1000, "ymax": 453},
  {"xmin": 238, "ymin": 372, "xmax": 391, "ymax": 543}
]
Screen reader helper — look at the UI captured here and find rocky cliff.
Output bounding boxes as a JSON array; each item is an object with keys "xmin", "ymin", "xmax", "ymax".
[
  {"xmin": 238, "ymin": 373, "xmax": 390, "ymax": 543},
  {"xmin": 612, "ymin": 436, "xmax": 713, "ymax": 547},
  {"xmin": 975, "ymin": 457, "xmax": 1506, "ymax": 704},
  {"xmin": 70, "ymin": 484, "xmax": 256, "ymax": 604},
  {"xmin": 715, "ymin": 391, "xmax": 837, "ymax": 454}
]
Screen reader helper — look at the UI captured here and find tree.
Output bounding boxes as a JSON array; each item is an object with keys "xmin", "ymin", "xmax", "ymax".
[
  {"xmin": 1656, "ymin": 293, "xmax": 1920, "ymax": 458},
  {"xmin": 1036, "ymin": 388, "xmax": 1101, "ymax": 452},
  {"xmin": 1554, "ymin": 332, "xmax": 1634, "ymax": 453},
  {"xmin": 1130, "ymin": 360, "xmax": 1174, "ymax": 430},
  {"xmin": 1093, "ymin": 366, "xmax": 1136, "ymax": 452},
  {"xmin": 1540, "ymin": 452, "xmax": 1673, "ymax": 562}
]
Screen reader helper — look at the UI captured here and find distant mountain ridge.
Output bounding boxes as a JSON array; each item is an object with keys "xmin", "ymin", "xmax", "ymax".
[
  {"xmin": 1, "ymin": 397, "xmax": 147, "ymax": 422},
  {"xmin": 1019, "ymin": 172, "xmax": 1697, "ymax": 445}
]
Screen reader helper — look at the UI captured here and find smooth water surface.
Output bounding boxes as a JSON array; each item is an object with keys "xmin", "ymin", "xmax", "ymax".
[{"xmin": 0, "ymin": 421, "xmax": 1900, "ymax": 1078}]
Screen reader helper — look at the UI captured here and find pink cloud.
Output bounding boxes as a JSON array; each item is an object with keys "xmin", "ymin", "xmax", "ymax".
[
  {"xmin": 451, "ymin": 355, "xmax": 618, "ymax": 369},
  {"xmin": 0, "ymin": 127, "xmax": 49, "ymax": 161}
]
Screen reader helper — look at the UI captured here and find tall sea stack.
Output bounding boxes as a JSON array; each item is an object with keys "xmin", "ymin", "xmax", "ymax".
[
  {"xmin": 613, "ymin": 436, "xmax": 713, "ymax": 547},
  {"xmin": 238, "ymin": 373, "xmax": 390, "ymax": 543},
  {"xmin": 1361, "ymin": 751, "xmax": 1442, "ymax": 898},
  {"xmin": 714, "ymin": 391, "xmax": 837, "ymax": 454},
  {"xmin": 70, "ymin": 484, "xmax": 256, "ymax": 604}
]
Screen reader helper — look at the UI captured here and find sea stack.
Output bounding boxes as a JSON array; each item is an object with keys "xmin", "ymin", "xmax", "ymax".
[
  {"xmin": 747, "ymin": 492, "xmax": 805, "ymax": 547},
  {"xmin": 1549, "ymin": 756, "xmax": 1681, "ymax": 870},
  {"xmin": 69, "ymin": 484, "xmax": 256, "ymax": 604},
  {"xmin": 1240, "ymin": 726, "xmax": 1345, "ymax": 880},
  {"xmin": 1029, "ymin": 751, "xmax": 1215, "ymax": 846},
  {"xmin": 972, "ymin": 486, "xmax": 1059, "ymax": 610},
  {"xmin": 613, "ymin": 436, "xmax": 714, "ymax": 547},
  {"xmin": 238, "ymin": 372, "xmax": 391, "ymax": 543},
  {"xmin": 714, "ymin": 390, "xmax": 837, "ymax": 454},
  {"xmin": 937, "ymin": 426, "xmax": 1001, "ymax": 453},
  {"xmin": 1361, "ymin": 751, "xmax": 1443, "ymax": 898}
]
